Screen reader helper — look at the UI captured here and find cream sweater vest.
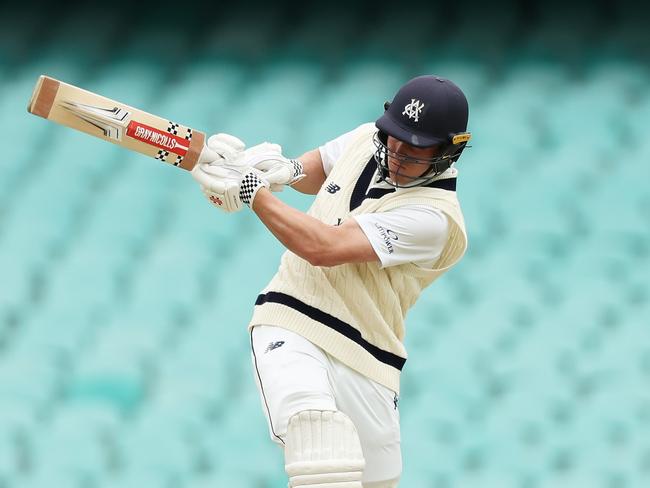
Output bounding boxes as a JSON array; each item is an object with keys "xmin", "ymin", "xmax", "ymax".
[{"xmin": 250, "ymin": 125, "xmax": 467, "ymax": 392}]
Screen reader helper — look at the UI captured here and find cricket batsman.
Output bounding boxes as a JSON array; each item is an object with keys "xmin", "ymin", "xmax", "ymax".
[{"xmin": 192, "ymin": 75, "xmax": 471, "ymax": 487}]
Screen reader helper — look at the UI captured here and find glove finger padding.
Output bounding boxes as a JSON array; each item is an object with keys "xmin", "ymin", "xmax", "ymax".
[
  {"xmin": 245, "ymin": 142, "xmax": 282, "ymax": 158},
  {"xmin": 253, "ymin": 157, "xmax": 285, "ymax": 172},
  {"xmin": 261, "ymin": 160, "xmax": 306, "ymax": 186},
  {"xmin": 245, "ymin": 153, "xmax": 305, "ymax": 187},
  {"xmin": 200, "ymin": 133, "xmax": 246, "ymax": 164},
  {"xmin": 242, "ymin": 144, "xmax": 284, "ymax": 192},
  {"xmin": 242, "ymin": 143, "xmax": 285, "ymax": 171},
  {"xmin": 199, "ymin": 162, "xmax": 247, "ymax": 181},
  {"xmin": 208, "ymin": 133, "xmax": 246, "ymax": 154},
  {"xmin": 191, "ymin": 164, "xmax": 230, "ymax": 193}
]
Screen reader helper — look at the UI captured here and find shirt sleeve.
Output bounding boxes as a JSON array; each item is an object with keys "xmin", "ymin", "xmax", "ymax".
[
  {"xmin": 318, "ymin": 123, "xmax": 376, "ymax": 176},
  {"xmin": 352, "ymin": 205, "xmax": 449, "ymax": 269}
]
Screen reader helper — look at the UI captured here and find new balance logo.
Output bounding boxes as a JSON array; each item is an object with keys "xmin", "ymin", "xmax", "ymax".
[
  {"xmin": 402, "ymin": 98, "xmax": 424, "ymax": 122},
  {"xmin": 264, "ymin": 341, "xmax": 285, "ymax": 353},
  {"xmin": 326, "ymin": 183, "xmax": 341, "ymax": 194}
]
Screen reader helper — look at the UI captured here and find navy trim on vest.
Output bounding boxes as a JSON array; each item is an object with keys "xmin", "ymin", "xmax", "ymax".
[
  {"xmin": 349, "ymin": 157, "xmax": 457, "ymax": 211},
  {"xmin": 255, "ymin": 291, "xmax": 406, "ymax": 371},
  {"xmin": 425, "ymin": 177, "xmax": 457, "ymax": 191},
  {"xmin": 349, "ymin": 157, "xmax": 382, "ymax": 211}
]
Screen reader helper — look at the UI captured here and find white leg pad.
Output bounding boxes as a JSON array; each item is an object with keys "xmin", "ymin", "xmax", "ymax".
[{"xmin": 285, "ymin": 410, "xmax": 365, "ymax": 487}]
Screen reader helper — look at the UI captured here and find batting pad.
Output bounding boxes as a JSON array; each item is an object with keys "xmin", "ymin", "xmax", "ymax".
[{"xmin": 285, "ymin": 410, "xmax": 365, "ymax": 487}]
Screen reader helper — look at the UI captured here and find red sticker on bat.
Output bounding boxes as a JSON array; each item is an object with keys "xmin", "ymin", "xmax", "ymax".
[{"xmin": 126, "ymin": 121, "xmax": 189, "ymax": 156}]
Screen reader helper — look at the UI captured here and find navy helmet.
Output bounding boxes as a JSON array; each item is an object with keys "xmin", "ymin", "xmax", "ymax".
[{"xmin": 374, "ymin": 75, "xmax": 471, "ymax": 187}]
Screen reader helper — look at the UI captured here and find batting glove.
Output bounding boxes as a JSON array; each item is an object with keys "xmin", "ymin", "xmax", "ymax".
[
  {"xmin": 192, "ymin": 163, "xmax": 244, "ymax": 213},
  {"xmin": 242, "ymin": 143, "xmax": 305, "ymax": 190},
  {"xmin": 198, "ymin": 133, "xmax": 246, "ymax": 164},
  {"xmin": 192, "ymin": 162, "xmax": 270, "ymax": 212}
]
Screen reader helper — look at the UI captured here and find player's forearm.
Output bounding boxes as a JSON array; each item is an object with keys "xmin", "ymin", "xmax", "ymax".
[{"xmin": 251, "ymin": 188, "xmax": 335, "ymax": 265}]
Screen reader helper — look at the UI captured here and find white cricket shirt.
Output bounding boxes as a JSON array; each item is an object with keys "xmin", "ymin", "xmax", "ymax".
[{"xmin": 318, "ymin": 123, "xmax": 452, "ymax": 268}]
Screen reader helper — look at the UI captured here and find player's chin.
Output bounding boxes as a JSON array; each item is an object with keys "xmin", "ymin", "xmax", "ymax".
[
  {"xmin": 388, "ymin": 172, "xmax": 407, "ymax": 186},
  {"xmin": 388, "ymin": 166, "xmax": 406, "ymax": 180},
  {"xmin": 388, "ymin": 164, "xmax": 402, "ymax": 178}
]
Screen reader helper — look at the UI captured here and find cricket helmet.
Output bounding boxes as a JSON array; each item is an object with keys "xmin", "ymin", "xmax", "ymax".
[{"xmin": 374, "ymin": 75, "xmax": 471, "ymax": 187}]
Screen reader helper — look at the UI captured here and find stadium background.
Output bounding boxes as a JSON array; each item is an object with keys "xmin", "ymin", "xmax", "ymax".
[{"xmin": 1, "ymin": 0, "xmax": 649, "ymax": 486}]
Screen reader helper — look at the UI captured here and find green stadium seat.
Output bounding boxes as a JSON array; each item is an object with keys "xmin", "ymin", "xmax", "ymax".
[{"xmin": 118, "ymin": 415, "xmax": 194, "ymax": 481}]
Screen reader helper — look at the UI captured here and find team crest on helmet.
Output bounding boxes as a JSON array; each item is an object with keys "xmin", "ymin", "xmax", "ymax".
[{"xmin": 402, "ymin": 99, "xmax": 424, "ymax": 122}]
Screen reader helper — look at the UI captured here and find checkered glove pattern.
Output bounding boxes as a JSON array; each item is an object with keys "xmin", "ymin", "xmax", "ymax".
[
  {"xmin": 239, "ymin": 170, "xmax": 269, "ymax": 207},
  {"xmin": 288, "ymin": 159, "xmax": 304, "ymax": 185}
]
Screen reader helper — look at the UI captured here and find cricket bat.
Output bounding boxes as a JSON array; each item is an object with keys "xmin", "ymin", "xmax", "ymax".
[{"xmin": 27, "ymin": 75, "xmax": 206, "ymax": 171}]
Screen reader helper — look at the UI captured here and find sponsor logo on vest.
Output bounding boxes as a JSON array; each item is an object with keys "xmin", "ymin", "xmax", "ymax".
[
  {"xmin": 326, "ymin": 182, "xmax": 341, "ymax": 194},
  {"xmin": 374, "ymin": 223, "xmax": 398, "ymax": 254},
  {"xmin": 402, "ymin": 98, "xmax": 424, "ymax": 122},
  {"xmin": 264, "ymin": 341, "xmax": 285, "ymax": 353}
]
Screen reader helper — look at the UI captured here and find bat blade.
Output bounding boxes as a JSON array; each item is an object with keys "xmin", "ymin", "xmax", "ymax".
[{"xmin": 27, "ymin": 75, "xmax": 206, "ymax": 171}]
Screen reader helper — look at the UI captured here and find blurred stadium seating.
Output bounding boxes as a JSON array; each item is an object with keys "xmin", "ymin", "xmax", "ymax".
[{"xmin": 1, "ymin": 0, "xmax": 648, "ymax": 486}]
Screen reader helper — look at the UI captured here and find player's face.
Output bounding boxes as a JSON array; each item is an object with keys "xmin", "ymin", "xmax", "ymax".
[{"xmin": 386, "ymin": 136, "xmax": 439, "ymax": 185}]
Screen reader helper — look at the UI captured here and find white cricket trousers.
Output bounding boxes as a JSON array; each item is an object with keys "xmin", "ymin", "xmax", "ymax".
[{"xmin": 250, "ymin": 325, "xmax": 402, "ymax": 484}]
